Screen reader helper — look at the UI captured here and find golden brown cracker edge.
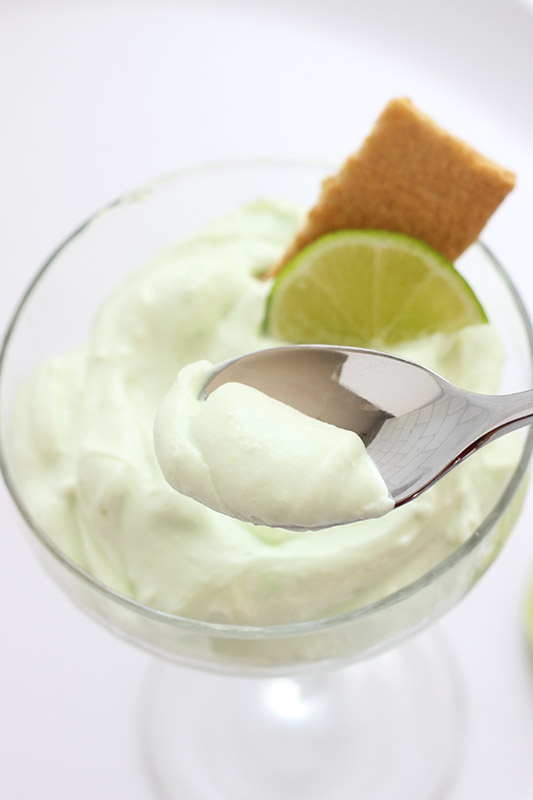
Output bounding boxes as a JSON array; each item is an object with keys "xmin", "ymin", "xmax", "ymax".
[{"xmin": 270, "ymin": 98, "xmax": 515, "ymax": 277}]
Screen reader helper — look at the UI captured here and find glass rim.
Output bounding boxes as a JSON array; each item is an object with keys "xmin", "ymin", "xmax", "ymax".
[{"xmin": 1, "ymin": 157, "xmax": 533, "ymax": 641}]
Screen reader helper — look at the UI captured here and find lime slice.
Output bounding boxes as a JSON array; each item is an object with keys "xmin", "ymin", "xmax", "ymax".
[{"xmin": 266, "ymin": 231, "xmax": 487, "ymax": 347}]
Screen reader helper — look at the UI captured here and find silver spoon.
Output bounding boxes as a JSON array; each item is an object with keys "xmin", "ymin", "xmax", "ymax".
[{"xmin": 201, "ymin": 345, "xmax": 533, "ymax": 513}]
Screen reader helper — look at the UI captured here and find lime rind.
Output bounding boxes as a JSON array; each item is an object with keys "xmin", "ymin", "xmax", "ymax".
[{"xmin": 265, "ymin": 230, "xmax": 487, "ymax": 347}]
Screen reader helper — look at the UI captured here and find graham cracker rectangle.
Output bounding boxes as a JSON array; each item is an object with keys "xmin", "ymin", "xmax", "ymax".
[{"xmin": 273, "ymin": 98, "xmax": 515, "ymax": 274}]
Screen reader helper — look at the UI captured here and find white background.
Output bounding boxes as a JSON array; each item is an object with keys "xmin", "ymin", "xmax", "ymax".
[{"xmin": 1, "ymin": 1, "xmax": 533, "ymax": 797}]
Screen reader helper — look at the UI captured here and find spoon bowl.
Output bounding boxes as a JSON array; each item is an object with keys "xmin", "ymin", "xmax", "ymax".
[{"xmin": 203, "ymin": 345, "xmax": 533, "ymax": 515}]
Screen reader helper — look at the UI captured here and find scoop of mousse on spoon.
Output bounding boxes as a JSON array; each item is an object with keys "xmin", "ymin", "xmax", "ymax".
[{"xmin": 201, "ymin": 345, "xmax": 533, "ymax": 520}]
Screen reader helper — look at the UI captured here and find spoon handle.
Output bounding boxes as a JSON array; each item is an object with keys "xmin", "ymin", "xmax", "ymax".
[{"xmin": 481, "ymin": 390, "xmax": 533, "ymax": 443}]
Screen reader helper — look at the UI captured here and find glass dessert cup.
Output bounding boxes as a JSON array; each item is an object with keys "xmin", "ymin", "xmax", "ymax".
[{"xmin": 1, "ymin": 160, "xmax": 532, "ymax": 800}]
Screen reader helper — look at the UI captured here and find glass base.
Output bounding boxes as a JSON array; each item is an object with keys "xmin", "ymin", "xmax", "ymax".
[{"xmin": 140, "ymin": 631, "xmax": 464, "ymax": 800}]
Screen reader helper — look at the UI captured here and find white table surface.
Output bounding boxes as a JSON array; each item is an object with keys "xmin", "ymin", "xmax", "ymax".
[{"xmin": 1, "ymin": 1, "xmax": 533, "ymax": 797}]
